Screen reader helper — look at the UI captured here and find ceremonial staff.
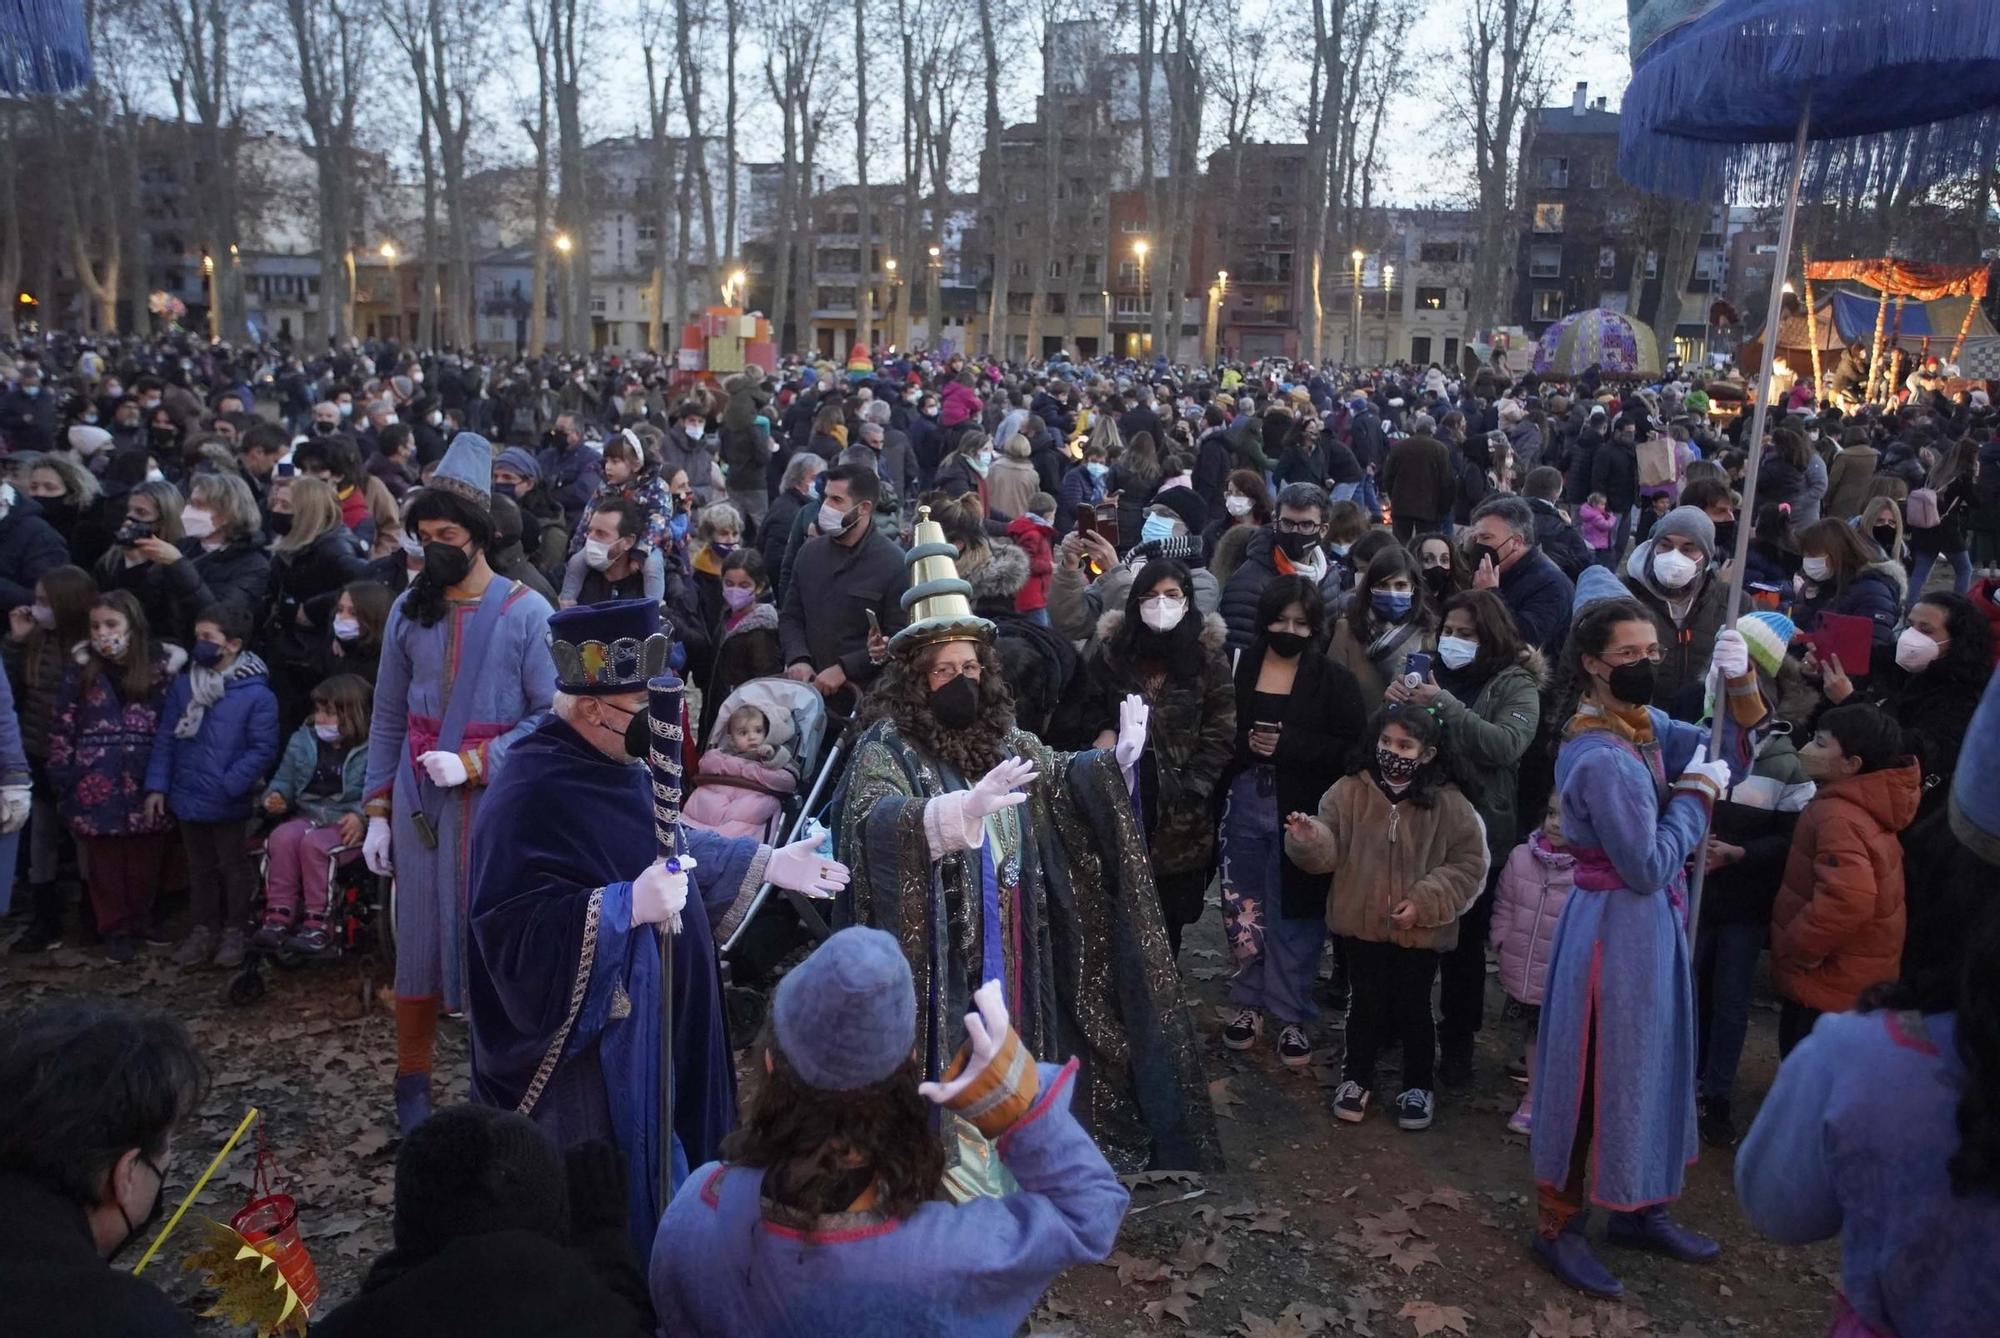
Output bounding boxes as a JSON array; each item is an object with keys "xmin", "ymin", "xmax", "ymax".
[{"xmin": 644, "ymin": 669, "xmax": 688, "ymax": 1211}]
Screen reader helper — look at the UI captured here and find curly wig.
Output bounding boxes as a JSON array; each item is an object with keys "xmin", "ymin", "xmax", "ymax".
[{"xmin": 859, "ymin": 638, "xmax": 1016, "ymax": 778}]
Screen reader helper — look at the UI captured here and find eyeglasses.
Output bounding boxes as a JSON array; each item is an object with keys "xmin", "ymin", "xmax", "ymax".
[
  {"xmin": 1596, "ymin": 646, "xmax": 1666, "ymax": 666},
  {"xmin": 1275, "ymin": 518, "xmax": 1321, "ymax": 535},
  {"xmin": 926, "ymin": 661, "xmax": 983, "ymax": 686}
]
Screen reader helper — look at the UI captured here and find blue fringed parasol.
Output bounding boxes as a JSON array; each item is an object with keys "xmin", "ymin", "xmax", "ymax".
[
  {"xmin": 0, "ymin": 0, "xmax": 92, "ymax": 94},
  {"xmin": 1618, "ymin": 0, "xmax": 2000, "ymax": 940},
  {"xmin": 1620, "ymin": 0, "xmax": 2000, "ymax": 202}
]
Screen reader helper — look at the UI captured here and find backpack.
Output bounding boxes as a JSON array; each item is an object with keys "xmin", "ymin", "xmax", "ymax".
[
  {"xmin": 1906, "ymin": 487, "xmax": 1941, "ymax": 529},
  {"xmin": 1637, "ymin": 437, "xmax": 1679, "ymax": 489}
]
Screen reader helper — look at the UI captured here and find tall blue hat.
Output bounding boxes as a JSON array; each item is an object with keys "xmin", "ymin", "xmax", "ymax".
[
  {"xmin": 547, "ymin": 597, "xmax": 674, "ymax": 696},
  {"xmin": 430, "ymin": 432, "xmax": 492, "ymax": 512}
]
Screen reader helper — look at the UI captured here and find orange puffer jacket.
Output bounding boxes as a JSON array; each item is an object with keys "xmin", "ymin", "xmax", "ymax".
[{"xmin": 1770, "ymin": 759, "xmax": 1920, "ymax": 1013}]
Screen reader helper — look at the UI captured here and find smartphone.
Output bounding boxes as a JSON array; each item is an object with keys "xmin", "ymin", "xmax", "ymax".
[
  {"xmin": 1074, "ymin": 508, "xmax": 1097, "ymax": 538},
  {"xmin": 1403, "ymin": 651, "xmax": 1433, "ymax": 683},
  {"xmin": 864, "ymin": 608, "xmax": 881, "ymax": 637},
  {"xmin": 1252, "ymin": 721, "xmax": 1283, "ymax": 734}
]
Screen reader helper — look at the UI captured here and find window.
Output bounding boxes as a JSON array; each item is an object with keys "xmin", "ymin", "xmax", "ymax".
[
  {"xmin": 1117, "ymin": 259, "xmax": 1139, "ymax": 282},
  {"xmin": 590, "ymin": 296, "xmax": 606, "ymax": 314},
  {"xmin": 1533, "ymin": 202, "xmax": 1565, "ymax": 233},
  {"xmin": 1261, "ymin": 293, "xmax": 1285, "ymax": 314},
  {"xmin": 1120, "ymin": 218, "xmax": 1146, "ymax": 233},
  {"xmin": 1115, "ymin": 294, "xmax": 1147, "ymax": 316},
  {"xmin": 1644, "ymin": 250, "xmax": 1659, "ymax": 279},
  {"xmin": 1267, "ymin": 211, "xmax": 1285, "ymax": 238},
  {"xmin": 1273, "ymin": 251, "xmax": 1293, "ymax": 281},
  {"xmin": 1047, "ymin": 292, "xmax": 1066, "ymax": 314},
  {"xmin": 1007, "ymin": 292, "xmax": 1033, "ymax": 314},
  {"xmin": 1047, "ymin": 259, "xmax": 1064, "ymax": 278},
  {"xmin": 1009, "ymin": 259, "xmax": 1030, "ymax": 278},
  {"xmin": 1537, "ymin": 156, "xmax": 1569, "ymax": 188},
  {"xmin": 1598, "ymin": 246, "xmax": 1616, "ymax": 278},
  {"xmin": 1533, "ymin": 289, "xmax": 1564, "ymax": 320},
  {"xmin": 1076, "ymin": 291, "xmax": 1104, "ymax": 314},
  {"xmin": 1418, "ymin": 241, "xmax": 1461, "ymax": 264},
  {"xmin": 1589, "ymin": 158, "xmax": 1609, "ymax": 189},
  {"xmin": 1529, "ymin": 245, "xmax": 1562, "ymax": 278},
  {"xmin": 1013, "ymin": 221, "xmax": 1027, "ymax": 239},
  {"xmin": 1416, "ymin": 286, "xmax": 1447, "ymax": 311},
  {"xmin": 1692, "ymin": 249, "xmax": 1720, "ymax": 282},
  {"xmin": 817, "ymin": 286, "xmax": 856, "ymax": 309}
]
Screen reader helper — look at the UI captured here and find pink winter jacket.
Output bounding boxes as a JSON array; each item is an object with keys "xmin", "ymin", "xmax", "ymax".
[
  {"xmin": 681, "ymin": 748, "xmax": 797, "ymax": 840},
  {"xmin": 1489, "ymin": 834, "xmax": 1576, "ymax": 1007}
]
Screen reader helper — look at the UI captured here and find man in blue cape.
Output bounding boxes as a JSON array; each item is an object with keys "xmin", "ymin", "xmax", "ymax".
[{"xmin": 466, "ymin": 597, "xmax": 848, "ymax": 1258}]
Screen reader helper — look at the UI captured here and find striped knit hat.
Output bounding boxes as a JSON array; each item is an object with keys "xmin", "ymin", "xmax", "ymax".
[{"xmin": 1737, "ymin": 611, "xmax": 1795, "ymax": 678}]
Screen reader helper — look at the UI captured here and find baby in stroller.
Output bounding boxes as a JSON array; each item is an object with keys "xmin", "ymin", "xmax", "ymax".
[{"xmin": 681, "ymin": 702, "xmax": 799, "ymax": 840}]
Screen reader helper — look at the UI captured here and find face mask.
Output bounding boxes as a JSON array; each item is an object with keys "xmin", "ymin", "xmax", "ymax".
[
  {"xmin": 268, "ymin": 513, "xmax": 294, "ymax": 537},
  {"xmin": 722, "ymin": 584, "xmax": 757, "ymax": 611},
  {"xmin": 1375, "ymin": 748, "xmax": 1422, "ymax": 784},
  {"xmin": 427, "ymin": 411, "xmax": 442, "ymax": 426},
  {"xmin": 1422, "ymin": 567, "xmax": 1452, "ymax": 599},
  {"xmin": 583, "ymin": 538, "xmax": 616, "ymax": 570},
  {"xmin": 930, "ymin": 673, "xmax": 981, "ymax": 729},
  {"xmin": 620, "ymin": 703, "xmax": 651, "ymax": 759},
  {"xmin": 312, "ymin": 420, "xmax": 337, "ymax": 436},
  {"xmin": 711, "ymin": 540, "xmax": 736, "ymax": 557},
  {"xmin": 1801, "ymin": 555, "xmax": 1831, "ymax": 582},
  {"xmin": 332, "ymin": 615, "xmax": 361, "ymax": 642},
  {"xmin": 140, "ymin": 398, "xmax": 161, "ymax": 412},
  {"xmin": 1872, "ymin": 525, "xmax": 1899, "ymax": 553},
  {"xmin": 191, "ymin": 639, "xmax": 226, "ymax": 668},
  {"xmin": 1265, "ymin": 629, "xmax": 1310, "ymax": 659},
  {"xmin": 493, "ymin": 480, "xmax": 518, "ymax": 499},
  {"xmin": 1224, "ymin": 494, "xmax": 1253, "ymax": 518},
  {"xmin": 1275, "ymin": 530, "xmax": 1317, "ymax": 562},
  {"xmin": 1895, "ymin": 626, "xmax": 1944, "ymax": 672},
  {"xmin": 107, "ymin": 1153, "xmax": 167, "ymax": 1264},
  {"xmin": 1370, "ymin": 589, "xmax": 1413, "ymax": 621},
  {"xmin": 1085, "ymin": 461, "xmax": 1108, "ymax": 480},
  {"xmin": 410, "ymin": 370, "xmax": 425, "ymax": 385},
  {"xmin": 1599, "ymin": 657, "xmax": 1657, "ymax": 705},
  {"xmin": 314, "ymin": 721, "xmax": 343, "ymax": 743},
  {"xmin": 1437, "ymin": 635, "xmax": 1478, "ymax": 670},
  {"xmin": 1329, "ymin": 542, "xmax": 1352, "ymax": 558},
  {"xmin": 1469, "ymin": 540, "xmax": 1505, "ymax": 571},
  {"xmin": 817, "ymin": 500, "xmax": 851, "ymax": 536},
  {"xmin": 93, "ymin": 632, "xmax": 128, "ymax": 659},
  {"xmin": 338, "ymin": 401, "xmax": 353, "ymax": 417},
  {"xmin": 1651, "ymin": 548, "xmax": 1701, "ymax": 590},
  {"xmin": 181, "ymin": 507, "xmax": 215, "ymax": 540},
  {"xmin": 30, "ymin": 602, "xmax": 54, "ymax": 628},
  {"xmin": 1140, "ymin": 514, "xmax": 1176, "ymax": 546},
  {"xmin": 21, "ymin": 384, "xmax": 39, "ymax": 397},
  {"xmin": 1140, "ymin": 595, "xmax": 1187, "ymax": 632},
  {"xmin": 971, "ymin": 451, "xmax": 995, "ymax": 477},
  {"xmin": 422, "ymin": 541, "xmax": 473, "ymax": 587}
]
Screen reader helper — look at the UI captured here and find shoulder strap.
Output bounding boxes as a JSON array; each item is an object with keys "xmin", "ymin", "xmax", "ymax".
[{"xmin": 434, "ymin": 576, "xmax": 516, "ymax": 755}]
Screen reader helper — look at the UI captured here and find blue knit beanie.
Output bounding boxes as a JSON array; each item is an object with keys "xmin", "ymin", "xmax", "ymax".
[
  {"xmin": 1572, "ymin": 564, "xmax": 1625, "ymax": 616},
  {"xmin": 771, "ymin": 927, "xmax": 915, "ymax": 1091}
]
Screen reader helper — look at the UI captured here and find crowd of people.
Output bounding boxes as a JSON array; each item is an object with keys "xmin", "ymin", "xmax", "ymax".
[{"xmin": 0, "ymin": 329, "xmax": 1996, "ymax": 1336}]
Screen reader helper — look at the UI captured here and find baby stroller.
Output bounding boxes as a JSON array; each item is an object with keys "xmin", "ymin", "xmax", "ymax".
[
  {"xmin": 685, "ymin": 677, "xmax": 831, "ymax": 845},
  {"xmin": 224, "ymin": 824, "xmax": 391, "ymax": 1008}
]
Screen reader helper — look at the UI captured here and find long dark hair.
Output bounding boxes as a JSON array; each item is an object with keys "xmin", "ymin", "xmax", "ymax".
[
  {"xmin": 1251, "ymin": 575, "xmax": 1328, "ymax": 657},
  {"xmin": 858, "ymin": 639, "xmax": 1015, "ymax": 778},
  {"xmin": 1910, "ymin": 593, "xmax": 1995, "ymax": 690},
  {"xmin": 402, "ymin": 488, "xmax": 492, "ymax": 628},
  {"xmin": 29, "ymin": 564, "xmax": 96, "ymax": 692},
  {"xmin": 1347, "ymin": 545, "xmax": 1429, "ymax": 643},
  {"xmin": 83, "ymin": 590, "xmax": 158, "ymax": 703},
  {"xmin": 1439, "ymin": 588, "xmax": 1527, "ymax": 680},
  {"xmin": 1109, "ymin": 558, "xmax": 1203, "ymax": 680},
  {"xmin": 720, "ymin": 1023, "xmax": 945, "ymax": 1219}
]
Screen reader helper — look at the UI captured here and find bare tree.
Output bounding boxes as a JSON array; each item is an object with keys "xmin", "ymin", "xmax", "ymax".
[
  {"xmin": 383, "ymin": 0, "xmax": 487, "ymax": 348},
  {"xmin": 760, "ymin": 0, "xmax": 833, "ymax": 351},
  {"xmin": 0, "ymin": 114, "xmax": 21, "ymax": 340},
  {"xmin": 285, "ymin": 0, "xmax": 370, "ymax": 342},
  {"xmin": 147, "ymin": 0, "xmax": 251, "ymax": 339},
  {"xmin": 521, "ymin": 0, "xmax": 554, "ymax": 352},
  {"xmin": 549, "ymin": 0, "xmax": 591, "ymax": 349},
  {"xmin": 974, "ymin": 0, "xmax": 1007, "ymax": 356},
  {"xmin": 853, "ymin": 0, "xmax": 872, "ymax": 353},
  {"xmin": 640, "ymin": 0, "xmax": 678, "ymax": 352},
  {"xmin": 1454, "ymin": 0, "xmax": 1558, "ymax": 342},
  {"xmin": 722, "ymin": 0, "xmax": 742, "ymax": 269},
  {"xmin": 675, "ymin": 0, "xmax": 719, "ymax": 316}
]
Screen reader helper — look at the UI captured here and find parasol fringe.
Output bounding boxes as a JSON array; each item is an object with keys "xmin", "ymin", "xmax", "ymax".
[
  {"xmin": 1618, "ymin": 0, "xmax": 2000, "ymax": 201},
  {"xmin": 0, "ymin": 0, "xmax": 92, "ymax": 94}
]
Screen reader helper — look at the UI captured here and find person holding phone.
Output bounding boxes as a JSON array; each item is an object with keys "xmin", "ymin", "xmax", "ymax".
[
  {"xmin": 1386, "ymin": 589, "xmax": 1542, "ymax": 1086},
  {"xmin": 1218, "ymin": 577, "xmax": 1366, "ymax": 1067}
]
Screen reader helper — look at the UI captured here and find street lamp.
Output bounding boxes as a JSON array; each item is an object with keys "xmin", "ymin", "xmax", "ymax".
[
  {"xmin": 1133, "ymin": 240, "xmax": 1150, "ymax": 357},
  {"xmin": 554, "ymin": 232, "xmax": 573, "ymax": 256},
  {"xmin": 1351, "ymin": 249, "xmax": 1365, "ymax": 365}
]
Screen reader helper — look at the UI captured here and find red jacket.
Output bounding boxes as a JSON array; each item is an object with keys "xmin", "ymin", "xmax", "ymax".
[
  {"xmin": 1970, "ymin": 577, "xmax": 2000, "ymax": 666},
  {"xmin": 1770, "ymin": 759, "xmax": 1920, "ymax": 1013},
  {"xmin": 1005, "ymin": 515, "xmax": 1055, "ymax": 612},
  {"xmin": 939, "ymin": 381, "xmax": 983, "ymax": 429}
]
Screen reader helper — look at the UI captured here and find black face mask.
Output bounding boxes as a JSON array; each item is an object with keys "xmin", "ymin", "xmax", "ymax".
[
  {"xmin": 108, "ymin": 1153, "xmax": 166, "ymax": 1263},
  {"xmin": 1422, "ymin": 567, "xmax": 1452, "ymax": 599},
  {"xmin": 493, "ymin": 481, "xmax": 518, "ymax": 499},
  {"xmin": 1274, "ymin": 530, "xmax": 1317, "ymax": 561},
  {"xmin": 422, "ymin": 541, "xmax": 473, "ymax": 587},
  {"xmin": 1265, "ymin": 630, "xmax": 1310, "ymax": 659},
  {"xmin": 930, "ymin": 674, "xmax": 980, "ymax": 730},
  {"xmin": 312, "ymin": 420, "xmax": 337, "ymax": 436},
  {"xmin": 1600, "ymin": 658, "xmax": 1657, "ymax": 706},
  {"xmin": 267, "ymin": 512, "xmax": 294, "ymax": 537},
  {"xmin": 601, "ymin": 701, "xmax": 651, "ymax": 759},
  {"xmin": 1468, "ymin": 541, "xmax": 1504, "ymax": 571},
  {"xmin": 1872, "ymin": 525, "xmax": 1899, "ymax": 553}
]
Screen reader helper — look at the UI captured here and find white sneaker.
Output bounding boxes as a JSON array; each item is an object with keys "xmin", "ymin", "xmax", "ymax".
[
  {"xmin": 1333, "ymin": 1081, "xmax": 1370, "ymax": 1123},
  {"xmin": 1396, "ymin": 1088, "xmax": 1435, "ymax": 1131}
]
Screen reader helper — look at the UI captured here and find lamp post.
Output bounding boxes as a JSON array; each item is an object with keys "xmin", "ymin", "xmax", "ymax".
[
  {"xmin": 554, "ymin": 232, "xmax": 574, "ymax": 351},
  {"xmin": 202, "ymin": 253, "xmax": 219, "ymax": 342},
  {"xmin": 1206, "ymin": 269, "xmax": 1228, "ymax": 365},
  {"xmin": 1350, "ymin": 248, "xmax": 1364, "ymax": 366},
  {"xmin": 927, "ymin": 245, "xmax": 942, "ymax": 352},
  {"xmin": 379, "ymin": 242, "xmax": 399, "ymax": 339},
  {"xmin": 1382, "ymin": 263, "xmax": 1396, "ymax": 363},
  {"xmin": 884, "ymin": 256, "xmax": 901, "ymax": 349},
  {"xmin": 1133, "ymin": 239, "xmax": 1150, "ymax": 359}
]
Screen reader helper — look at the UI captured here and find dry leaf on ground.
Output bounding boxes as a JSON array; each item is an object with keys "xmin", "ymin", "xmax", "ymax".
[
  {"xmin": 1529, "ymin": 1301, "xmax": 1596, "ymax": 1337},
  {"xmin": 1397, "ymin": 1300, "xmax": 1473, "ymax": 1335}
]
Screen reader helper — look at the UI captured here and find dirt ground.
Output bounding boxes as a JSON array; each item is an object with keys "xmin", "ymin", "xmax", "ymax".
[{"xmin": 2, "ymin": 907, "xmax": 1838, "ymax": 1337}]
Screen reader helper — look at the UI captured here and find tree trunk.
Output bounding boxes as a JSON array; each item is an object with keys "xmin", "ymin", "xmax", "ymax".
[
  {"xmin": 853, "ymin": 0, "xmax": 872, "ymax": 356},
  {"xmin": 723, "ymin": 0, "xmax": 740, "ymax": 266},
  {"xmin": 975, "ymin": 0, "xmax": 1007, "ymax": 357}
]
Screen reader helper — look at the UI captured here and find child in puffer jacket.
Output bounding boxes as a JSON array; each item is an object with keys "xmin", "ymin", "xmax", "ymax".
[
  {"xmin": 682, "ymin": 704, "xmax": 797, "ymax": 840},
  {"xmin": 1488, "ymin": 792, "xmax": 1575, "ymax": 1136},
  {"xmin": 255, "ymin": 673, "xmax": 373, "ymax": 955}
]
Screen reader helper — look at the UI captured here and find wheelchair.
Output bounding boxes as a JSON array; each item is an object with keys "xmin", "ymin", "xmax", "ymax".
[{"xmin": 224, "ymin": 825, "xmax": 393, "ymax": 1007}]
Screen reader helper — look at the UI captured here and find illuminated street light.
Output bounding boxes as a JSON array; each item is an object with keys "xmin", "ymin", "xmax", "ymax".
[
  {"xmin": 380, "ymin": 242, "xmax": 398, "ymax": 261},
  {"xmin": 554, "ymin": 232, "xmax": 573, "ymax": 255}
]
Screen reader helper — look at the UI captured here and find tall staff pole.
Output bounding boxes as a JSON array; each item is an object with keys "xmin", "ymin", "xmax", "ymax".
[
  {"xmin": 644, "ymin": 670, "xmax": 688, "ymax": 1213},
  {"xmin": 1687, "ymin": 103, "xmax": 1809, "ymax": 945}
]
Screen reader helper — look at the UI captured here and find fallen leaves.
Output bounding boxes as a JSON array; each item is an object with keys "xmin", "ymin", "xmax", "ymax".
[
  {"xmin": 1209, "ymin": 1076, "xmax": 1246, "ymax": 1115},
  {"xmin": 1530, "ymin": 1301, "xmax": 1597, "ymax": 1337},
  {"xmin": 1397, "ymin": 1300, "xmax": 1473, "ymax": 1335}
]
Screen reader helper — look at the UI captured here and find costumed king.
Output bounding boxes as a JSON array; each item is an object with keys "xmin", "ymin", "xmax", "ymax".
[
  {"xmin": 363, "ymin": 432, "xmax": 557, "ymax": 1135},
  {"xmin": 466, "ymin": 597, "xmax": 851, "ymax": 1260},
  {"xmin": 836, "ymin": 506, "xmax": 1221, "ymax": 1190}
]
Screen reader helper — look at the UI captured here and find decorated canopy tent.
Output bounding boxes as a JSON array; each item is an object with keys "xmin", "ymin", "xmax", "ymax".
[
  {"xmin": 1530, "ymin": 308, "xmax": 1662, "ymax": 378},
  {"xmin": 1737, "ymin": 289, "xmax": 2000, "ymax": 378},
  {"xmin": 1735, "ymin": 294, "xmax": 1845, "ymax": 378}
]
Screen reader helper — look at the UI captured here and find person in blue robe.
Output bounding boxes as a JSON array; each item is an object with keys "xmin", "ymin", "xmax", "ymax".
[{"xmin": 467, "ymin": 598, "xmax": 849, "ymax": 1260}]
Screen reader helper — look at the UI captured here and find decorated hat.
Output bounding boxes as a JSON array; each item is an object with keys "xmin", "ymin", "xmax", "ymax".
[
  {"xmin": 1737, "ymin": 610, "xmax": 1796, "ymax": 679},
  {"xmin": 430, "ymin": 432, "xmax": 493, "ymax": 512},
  {"xmin": 846, "ymin": 342, "xmax": 874, "ymax": 380},
  {"xmin": 889, "ymin": 507, "xmax": 995, "ymax": 655},
  {"xmin": 547, "ymin": 597, "xmax": 674, "ymax": 696}
]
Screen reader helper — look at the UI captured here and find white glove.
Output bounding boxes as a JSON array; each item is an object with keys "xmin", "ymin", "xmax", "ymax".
[
  {"xmin": 1115, "ymin": 694, "xmax": 1149, "ymax": 771},
  {"xmin": 966, "ymin": 756, "xmax": 1037, "ymax": 821},
  {"xmin": 765, "ymin": 836, "xmax": 851, "ymax": 899},
  {"xmin": 918, "ymin": 980, "xmax": 1009, "ymax": 1105},
  {"xmin": 632, "ymin": 854, "xmax": 696, "ymax": 931},
  {"xmin": 1711, "ymin": 627, "xmax": 1750, "ymax": 678},
  {"xmin": 1674, "ymin": 743, "xmax": 1732, "ymax": 798},
  {"xmin": 363, "ymin": 816, "xmax": 394, "ymax": 876},
  {"xmin": 417, "ymin": 750, "xmax": 469, "ymax": 787},
  {"xmin": 0, "ymin": 784, "xmax": 29, "ymax": 835}
]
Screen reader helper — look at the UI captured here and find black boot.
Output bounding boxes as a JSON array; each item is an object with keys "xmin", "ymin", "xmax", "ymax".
[{"xmin": 8, "ymin": 883, "xmax": 64, "ymax": 954}]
